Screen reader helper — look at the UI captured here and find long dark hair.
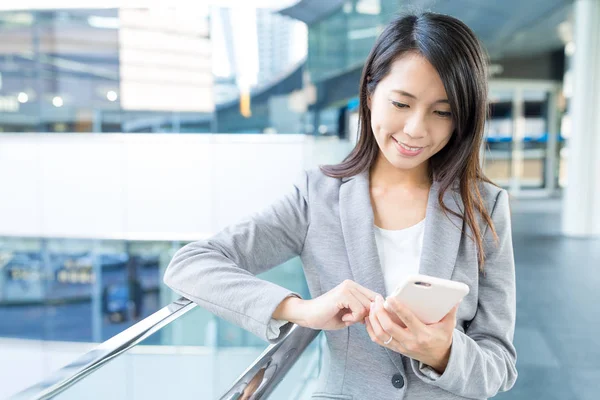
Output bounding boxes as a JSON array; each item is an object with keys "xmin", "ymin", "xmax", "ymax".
[{"xmin": 320, "ymin": 12, "xmax": 497, "ymax": 271}]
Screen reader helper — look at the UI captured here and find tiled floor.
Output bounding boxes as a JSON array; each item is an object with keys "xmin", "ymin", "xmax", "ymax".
[{"xmin": 494, "ymin": 198, "xmax": 600, "ymax": 400}]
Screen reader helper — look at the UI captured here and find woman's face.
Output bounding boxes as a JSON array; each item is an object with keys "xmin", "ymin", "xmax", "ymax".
[{"xmin": 368, "ymin": 52, "xmax": 455, "ymax": 172}]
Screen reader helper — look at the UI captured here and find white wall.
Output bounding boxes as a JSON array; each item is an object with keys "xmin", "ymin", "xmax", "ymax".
[{"xmin": 0, "ymin": 133, "xmax": 351, "ymax": 241}]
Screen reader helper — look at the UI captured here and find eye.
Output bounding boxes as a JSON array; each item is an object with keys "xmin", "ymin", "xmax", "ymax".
[
  {"xmin": 434, "ymin": 110, "xmax": 452, "ymax": 118},
  {"xmin": 391, "ymin": 101, "xmax": 409, "ymax": 109}
]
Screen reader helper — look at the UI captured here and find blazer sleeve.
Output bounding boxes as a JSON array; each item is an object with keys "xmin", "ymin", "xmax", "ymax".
[
  {"xmin": 410, "ymin": 189, "xmax": 518, "ymax": 399},
  {"xmin": 163, "ymin": 170, "xmax": 310, "ymax": 343}
]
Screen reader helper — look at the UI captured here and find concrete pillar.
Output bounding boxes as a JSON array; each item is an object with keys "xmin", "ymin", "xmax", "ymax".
[{"xmin": 562, "ymin": 0, "xmax": 600, "ymax": 236}]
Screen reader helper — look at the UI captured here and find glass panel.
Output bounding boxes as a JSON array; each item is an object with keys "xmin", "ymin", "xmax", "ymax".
[
  {"xmin": 49, "ymin": 328, "xmax": 321, "ymax": 400},
  {"xmin": 3, "ymin": 235, "xmax": 317, "ymax": 398},
  {"xmin": 308, "ymin": 9, "xmax": 347, "ymax": 82},
  {"xmin": 99, "ymin": 240, "xmax": 165, "ymax": 343},
  {"xmin": 485, "ymin": 87, "xmax": 560, "ymax": 193},
  {"xmin": 0, "ymin": 10, "xmax": 122, "ymax": 133},
  {"xmin": 0, "ymin": 237, "xmax": 44, "ymax": 338},
  {"xmin": 485, "ymin": 90, "xmax": 513, "ymax": 188},
  {"xmin": 44, "ymin": 238, "xmax": 99, "ymax": 342},
  {"xmin": 307, "ymin": 0, "xmax": 400, "ymax": 83},
  {"xmin": 0, "ymin": 238, "xmax": 174, "ymax": 344},
  {"xmin": 519, "ymin": 90, "xmax": 550, "ymax": 190},
  {"xmin": 0, "ymin": 7, "xmax": 313, "ymax": 135}
]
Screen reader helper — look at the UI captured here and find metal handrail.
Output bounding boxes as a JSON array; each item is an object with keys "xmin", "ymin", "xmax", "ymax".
[
  {"xmin": 10, "ymin": 297, "xmax": 321, "ymax": 400},
  {"xmin": 219, "ymin": 325, "xmax": 320, "ymax": 400},
  {"xmin": 290, "ymin": 332, "xmax": 324, "ymax": 400},
  {"xmin": 10, "ymin": 297, "xmax": 197, "ymax": 400}
]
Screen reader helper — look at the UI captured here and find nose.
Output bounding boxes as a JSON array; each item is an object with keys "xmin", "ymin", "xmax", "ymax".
[{"xmin": 403, "ymin": 112, "xmax": 427, "ymax": 140}]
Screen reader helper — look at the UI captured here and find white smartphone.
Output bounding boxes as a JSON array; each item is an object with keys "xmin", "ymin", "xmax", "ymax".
[{"xmin": 388, "ymin": 274, "xmax": 469, "ymax": 324}]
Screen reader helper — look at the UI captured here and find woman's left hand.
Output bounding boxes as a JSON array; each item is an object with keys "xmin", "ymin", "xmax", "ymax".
[{"xmin": 365, "ymin": 294, "xmax": 459, "ymax": 374}]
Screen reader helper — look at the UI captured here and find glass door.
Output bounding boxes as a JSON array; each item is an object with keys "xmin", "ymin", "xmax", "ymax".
[{"xmin": 485, "ymin": 80, "xmax": 562, "ymax": 197}]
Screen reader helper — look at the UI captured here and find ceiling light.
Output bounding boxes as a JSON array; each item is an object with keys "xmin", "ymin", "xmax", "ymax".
[
  {"xmin": 106, "ymin": 90, "xmax": 118, "ymax": 102},
  {"xmin": 17, "ymin": 92, "xmax": 28, "ymax": 103},
  {"xmin": 52, "ymin": 96, "xmax": 63, "ymax": 107}
]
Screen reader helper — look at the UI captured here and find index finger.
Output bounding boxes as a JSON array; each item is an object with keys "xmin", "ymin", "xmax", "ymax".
[
  {"xmin": 351, "ymin": 282, "xmax": 379, "ymax": 302},
  {"xmin": 385, "ymin": 297, "xmax": 426, "ymax": 333}
]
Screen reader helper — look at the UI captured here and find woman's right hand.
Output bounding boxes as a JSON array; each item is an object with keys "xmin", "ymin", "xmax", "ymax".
[{"xmin": 275, "ymin": 280, "xmax": 379, "ymax": 331}]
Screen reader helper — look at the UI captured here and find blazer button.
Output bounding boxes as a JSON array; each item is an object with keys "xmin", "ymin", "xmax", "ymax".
[{"xmin": 391, "ymin": 373, "xmax": 405, "ymax": 389}]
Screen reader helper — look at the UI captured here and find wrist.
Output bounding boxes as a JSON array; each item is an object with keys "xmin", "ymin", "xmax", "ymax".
[
  {"xmin": 429, "ymin": 340, "xmax": 452, "ymax": 374},
  {"xmin": 272, "ymin": 295, "xmax": 308, "ymax": 326}
]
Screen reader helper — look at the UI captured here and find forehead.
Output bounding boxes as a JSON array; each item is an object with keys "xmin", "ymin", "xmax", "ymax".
[{"xmin": 379, "ymin": 52, "xmax": 448, "ymax": 99}]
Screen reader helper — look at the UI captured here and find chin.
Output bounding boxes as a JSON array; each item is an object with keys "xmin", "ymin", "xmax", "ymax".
[
  {"xmin": 391, "ymin": 160, "xmax": 424, "ymax": 170},
  {"xmin": 385, "ymin": 153, "xmax": 425, "ymax": 170}
]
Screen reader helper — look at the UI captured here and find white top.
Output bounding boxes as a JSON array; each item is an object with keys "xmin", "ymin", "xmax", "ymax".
[
  {"xmin": 266, "ymin": 219, "xmax": 426, "ymax": 340},
  {"xmin": 374, "ymin": 219, "xmax": 441, "ymax": 377},
  {"xmin": 374, "ymin": 219, "xmax": 425, "ymax": 297}
]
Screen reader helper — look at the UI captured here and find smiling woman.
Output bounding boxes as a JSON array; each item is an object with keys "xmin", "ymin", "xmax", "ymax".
[
  {"xmin": 164, "ymin": 11, "xmax": 517, "ymax": 400},
  {"xmin": 321, "ymin": 12, "xmax": 494, "ymax": 270}
]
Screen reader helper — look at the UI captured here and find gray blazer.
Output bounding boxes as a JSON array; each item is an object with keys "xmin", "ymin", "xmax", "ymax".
[{"xmin": 163, "ymin": 168, "xmax": 517, "ymax": 399}]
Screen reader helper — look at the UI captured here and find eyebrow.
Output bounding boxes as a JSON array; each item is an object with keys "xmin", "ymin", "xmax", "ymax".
[{"xmin": 391, "ymin": 89, "xmax": 449, "ymax": 105}]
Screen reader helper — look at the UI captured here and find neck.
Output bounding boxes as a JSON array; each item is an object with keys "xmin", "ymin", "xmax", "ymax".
[{"xmin": 370, "ymin": 152, "xmax": 431, "ymax": 189}]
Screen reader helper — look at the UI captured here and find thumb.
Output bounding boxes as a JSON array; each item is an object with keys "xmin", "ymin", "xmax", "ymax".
[
  {"xmin": 341, "ymin": 312, "xmax": 354, "ymax": 322},
  {"xmin": 441, "ymin": 301, "xmax": 460, "ymax": 324}
]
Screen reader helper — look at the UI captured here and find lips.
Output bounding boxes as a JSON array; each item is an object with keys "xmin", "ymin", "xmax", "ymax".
[
  {"xmin": 392, "ymin": 136, "xmax": 423, "ymax": 151},
  {"xmin": 392, "ymin": 136, "xmax": 425, "ymax": 157}
]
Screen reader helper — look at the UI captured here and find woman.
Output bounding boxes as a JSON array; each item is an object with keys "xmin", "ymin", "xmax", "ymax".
[{"xmin": 164, "ymin": 12, "xmax": 517, "ymax": 399}]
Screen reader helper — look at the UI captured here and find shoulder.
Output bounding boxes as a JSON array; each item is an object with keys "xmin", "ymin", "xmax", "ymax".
[
  {"xmin": 475, "ymin": 181, "xmax": 511, "ymax": 238},
  {"xmin": 443, "ymin": 178, "xmax": 508, "ymax": 217},
  {"xmin": 478, "ymin": 181, "xmax": 505, "ymax": 205},
  {"xmin": 303, "ymin": 167, "xmax": 344, "ymax": 189},
  {"xmin": 478, "ymin": 181, "xmax": 509, "ymax": 216},
  {"xmin": 449, "ymin": 179, "xmax": 510, "ymax": 233},
  {"xmin": 292, "ymin": 167, "xmax": 344, "ymax": 203}
]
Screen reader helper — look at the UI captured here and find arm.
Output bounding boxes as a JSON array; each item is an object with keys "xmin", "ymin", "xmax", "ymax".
[
  {"xmin": 163, "ymin": 171, "xmax": 310, "ymax": 343},
  {"xmin": 411, "ymin": 190, "xmax": 518, "ymax": 399}
]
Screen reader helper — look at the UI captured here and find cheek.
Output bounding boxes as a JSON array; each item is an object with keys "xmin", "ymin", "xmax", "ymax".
[
  {"xmin": 432, "ymin": 124, "xmax": 454, "ymax": 148},
  {"xmin": 371, "ymin": 107, "xmax": 403, "ymax": 139},
  {"xmin": 440, "ymin": 131, "xmax": 453, "ymax": 146}
]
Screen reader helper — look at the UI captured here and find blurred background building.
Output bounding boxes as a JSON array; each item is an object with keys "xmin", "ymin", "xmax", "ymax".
[{"xmin": 0, "ymin": 0, "xmax": 598, "ymax": 399}]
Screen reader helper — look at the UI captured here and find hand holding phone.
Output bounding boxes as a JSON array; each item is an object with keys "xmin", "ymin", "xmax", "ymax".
[{"xmin": 388, "ymin": 274, "xmax": 469, "ymax": 324}]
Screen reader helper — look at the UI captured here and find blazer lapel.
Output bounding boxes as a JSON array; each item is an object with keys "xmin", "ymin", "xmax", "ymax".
[
  {"xmin": 418, "ymin": 181, "xmax": 464, "ymax": 280},
  {"xmin": 339, "ymin": 169, "xmax": 387, "ymax": 297}
]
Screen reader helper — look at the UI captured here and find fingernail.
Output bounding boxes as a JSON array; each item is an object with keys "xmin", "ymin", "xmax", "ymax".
[
  {"xmin": 370, "ymin": 302, "xmax": 374, "ymax": 311},
  {"xmin": 383, "ymin": 300, "xmax": 389, "ymax": 309}
]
